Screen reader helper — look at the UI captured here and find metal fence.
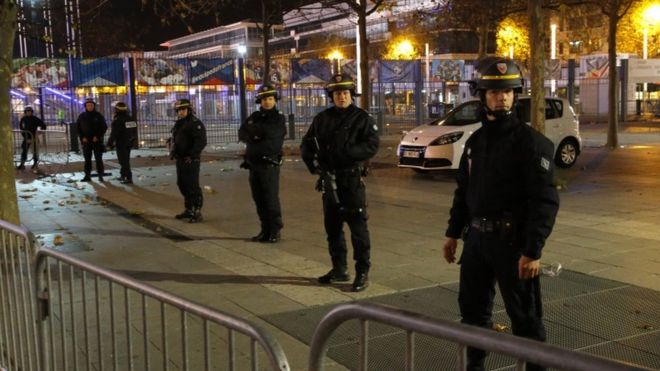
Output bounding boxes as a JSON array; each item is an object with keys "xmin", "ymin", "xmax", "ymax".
[
  {"xmin": 12, "ymin": 128, "xmax": 70, "ymax": 172},
  {"xmin": 34, "ymin": 247, "xmax": 291, "ymax": 371},
  {"xmin": 0, "ymin": 220, "xmax": 40, "ymax": 371},
  {"xmin": 308, "ymin": 302, "xmax": 652, "ymax": 371}
]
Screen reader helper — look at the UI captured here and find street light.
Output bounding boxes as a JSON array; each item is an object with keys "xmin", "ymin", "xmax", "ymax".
[
  {"xmin": 237, "ymin": 45, "xmax": 247, "ymax": 125},
  {"xmin": 641, "ymin": 4, "xmax": 660, "ymax": 98},
  {"xmin": 327, "ymin": 49, "xmax": 344, "ymax": 74}
]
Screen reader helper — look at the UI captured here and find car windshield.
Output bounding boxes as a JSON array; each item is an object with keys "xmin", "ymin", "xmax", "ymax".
[{"xmin": 430, "ymin": 101, "xmax": 481, "ymax": 127}]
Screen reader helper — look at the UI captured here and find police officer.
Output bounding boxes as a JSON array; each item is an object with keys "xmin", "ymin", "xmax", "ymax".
[
  {"xmin": 76, "ymin": 98, "xmax": 108, "ymax": 182},
  {"xmin": 17, "ymin": 106, "xmax": 46, "ymax": 170},
  {"xmin": 443, "ymin": 57, "xmax": 559, "ymax": 371},
  {"xmin": 301, "ymin": 74, "xmax": 379, "ymax": 292},
  {"xmin": 106, "ymin": 102, "xmax": 138, "ymax": 184},
  {"xmin": 168, "ymin": 99, "xmax": 207, "ymax": 223},
  {"xmin": 239, "ymin": 85, "xmax": 287, "ymax": 243}
]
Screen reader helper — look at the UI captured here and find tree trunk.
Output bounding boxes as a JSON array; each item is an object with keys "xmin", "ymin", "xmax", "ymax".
[
  {"xmin": 0, "ymin": 0, "xmax": 20, "ymax": 224},
  {"xmin": 478, "ymin": 25, "xmax": 489, "ymax": 59},
  {"xmin": 606, "ymin": 12, "xmax": 618, "ymax": 149},
  {"xmin": 358, "ymin": 6, "xmax": 370, "ymax": 110},
  {"xmin": 528, "ymin": 0, "xmax": 546, "ymax": 133}
]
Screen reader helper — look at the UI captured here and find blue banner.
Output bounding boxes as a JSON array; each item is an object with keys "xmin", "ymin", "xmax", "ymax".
[
  {"xmin": 430, "ymin": 60, "xmax": 464, "ymax": 82},
  {"xmin": 379, "ymin": 60, "xmax": 420, "ymax": 83},
  {"xmin": 136, "ymin": 58, "xmax": 188, "ymax": 85},
  {"xmin": 71, "ymin": 58, "xmax": 125, "ymax": 86},
  {"xmin": 339, "ymin": 60, "xmax": 379, "ymax": 83},
  {"xmin": 292, "ymin": 59, "xmax": 332, "ymax": 84},
  {"xmin": 12, "ymin": 58, "xmax": 69, "ymax": 89},
  {"xmin": 189, "ymin": 58, "xmax": 234, "ymax": 85}
]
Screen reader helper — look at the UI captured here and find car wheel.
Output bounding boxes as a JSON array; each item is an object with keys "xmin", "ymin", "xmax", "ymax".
[
  {"xmin": 412, "ymin": 168, "xmax": 430, "ymax": 174},
  {"xmin": 554, "ymin": 138, "xmax": 579, "ymax": 168}
]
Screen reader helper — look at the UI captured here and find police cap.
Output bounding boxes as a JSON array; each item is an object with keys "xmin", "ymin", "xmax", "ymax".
[
  {"xmin": 325, "ymin": 73, "xmax": 359, "ymax": 96},
  {"xmin": 174, "ymin": 99, "xmax": 192, "ymax": 110},
  {"xmin": 471, "ymin": 57, "xmax": 524, "ymax": 95},
  {"xmin": 255, "ymin": 85, "xmax": 279, "ymax": 103}
]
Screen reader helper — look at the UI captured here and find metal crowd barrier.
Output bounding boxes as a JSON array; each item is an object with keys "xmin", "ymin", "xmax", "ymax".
[
  {"xmin": 12, "ymin": 128, "xmax": 71, "ymax": 173},
  {"xmin": 35, "ymin": 247, "xmax": 290, "ymax": 371},
  {"xmin": 0, "ymin": 220, "xmax": 40, "ymax": 371},
  {"xmin": 308, "ymin": 302, "xmax": 651, "ymax": 371}
]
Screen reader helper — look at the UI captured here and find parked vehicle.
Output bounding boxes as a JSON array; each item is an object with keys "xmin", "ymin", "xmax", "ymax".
[{"xmin": 397, "ymin": 96, "xmax": 582, "ymax": 172}]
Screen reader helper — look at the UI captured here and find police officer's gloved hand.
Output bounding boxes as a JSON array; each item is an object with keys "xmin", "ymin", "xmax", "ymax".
[
  {"xmin": 239, "ymin": 161, "xmax": 250, "ymax": 169},
  {"xmin": 184, "ymin": 156, "xmax": 193, "ymax": 164},
  {"xmin": 361, "ymin": 166, "xmax": 370, "ymax": 177}
]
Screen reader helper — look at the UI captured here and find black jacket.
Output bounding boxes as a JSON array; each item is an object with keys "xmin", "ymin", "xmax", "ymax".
[
  {"xmin": 300, "ymin": 104, "xmax": 379, "ymax": 172},
  {"xmin": 170, "ymin": 114, "xmax": 207, "ymax": 159},
  {"xmin": 20, "ymin": 116, "xmax": 46, "ymax": 137},
  {"xmin": 76, "ymin": 110, "xmax": 107, "ymax": 141},
  {"xmin": 238, "ymin": 107, "xmax": 287, "ymax": 164},
  {"xmin": 107, "ymin": 112, "xmax": 138, "ymax": 148},
  {"xmin": 445, "ymin": 113, "xmax": 559, "ymax": 260}
]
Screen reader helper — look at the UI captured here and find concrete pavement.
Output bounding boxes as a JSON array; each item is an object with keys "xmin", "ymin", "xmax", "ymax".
[{"xmin": 14, "ymin": 121, "xmax": 660, "ymax": 370}]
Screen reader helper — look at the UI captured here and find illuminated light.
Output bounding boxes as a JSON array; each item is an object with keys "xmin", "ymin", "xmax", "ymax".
[
  {"xmin": 326, "ymin": 50, "xmax": 344, "ymax": 60},
  {"xmin": 237, "ymin": 45, "xmax": 247, "ymax": 55},
  {"xmin": 393, "ymin": 39, "xmax": 414, "ymax": 57},
  {"xmin": 10, "ymin": 89, "xmax": 26, "ymax": 98}
]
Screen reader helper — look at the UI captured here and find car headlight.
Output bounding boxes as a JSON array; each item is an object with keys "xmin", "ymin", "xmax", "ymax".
[{"xmin": 429, "ymin": 132, "xmax": 463, "ymax": 146}]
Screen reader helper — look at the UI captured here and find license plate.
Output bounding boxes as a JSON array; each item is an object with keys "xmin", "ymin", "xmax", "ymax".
[{"xmin": 402, "ymin": 150, "xmax": 420, "ymax": 158}]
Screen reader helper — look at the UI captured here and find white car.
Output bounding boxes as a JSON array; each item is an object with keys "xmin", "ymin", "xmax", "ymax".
[{"xmin": 397, "ymin": 96, "xmax": 582, "ymax": 172}]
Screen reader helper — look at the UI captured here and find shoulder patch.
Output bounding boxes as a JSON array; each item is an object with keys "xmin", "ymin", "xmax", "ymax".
[
  {"xmin": 197, "ymin": 125, "xmax": 202, "ymax": 130},
  {"xmin": 373, "ymin": 124, "xmax": 378, "ymax": 131},
  {"xmin": 540, "ymin": 156, "xmax": 550, "ymax": 171},
  {"xmin": 125, "ymin": 121, "xmax": 137, "ymax": 128}
]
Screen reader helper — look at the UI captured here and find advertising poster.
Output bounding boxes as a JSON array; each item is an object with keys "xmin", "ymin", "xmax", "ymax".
[
  {"xmin": 379, "ymin": 60, "xmax": 420, "ymax": 83},
  {"xmin": 71, "ymin": 58, "xmax": 125, "ymax": 86},
  {"xmin": 12, "ymin": 58, "xmax": 69, "ymax": 89},
  {"xmin": 431, "ymin": 60, "xmax": 464, "ymax": 82},
  {"xmin": 136, "ymin": 58, "xmax": 188, "ymax": 85},
  {"xmin": 291, "ymin": 59, "xmax": 333, "ymax": 84},
  {"xmin": 189, "ymin": 58, "xmax": 235, "ymax": 85}
]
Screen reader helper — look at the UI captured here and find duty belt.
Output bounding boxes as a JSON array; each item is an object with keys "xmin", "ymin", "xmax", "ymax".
[{"xmin": 470, "ymin": 217, "xmax": 505, "ymax": 233}]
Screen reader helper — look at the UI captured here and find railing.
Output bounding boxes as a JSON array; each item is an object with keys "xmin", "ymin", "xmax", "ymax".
[
  {"xmin": 0, "ymin": 220, "xmax": 40, "ymax": 371},
  {"xmin": 13, "ymin": 128, "xmax": 70, "ymax": 171},
  {"xmin": 35, "ymin": 247, "xmax": 290, "ymax": 371},
  {"xmin": 308, "ymin": 302, "xmax": 652, "ymax": 371}
]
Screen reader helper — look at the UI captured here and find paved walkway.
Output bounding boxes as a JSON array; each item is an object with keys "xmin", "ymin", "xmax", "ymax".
[{"xmin": 14, "ymin": 121, "xmax": 660, "ymax": 370}]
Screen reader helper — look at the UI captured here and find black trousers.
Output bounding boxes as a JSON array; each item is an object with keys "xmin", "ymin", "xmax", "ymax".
[
  {"xmin": 117, "ymin": 146, "xmax": 132, "ymax": 180},
  {"xmin": 82, "ymin": 142, "xmax": 104, "ymax": 177},
  {"xmin": 249, "ymin": 163, "xmax": 283, "ymax": 234},
  {"xmin": 322, "ymin": 174, "xmax": 371, "ymax": 273},
  {"xmin": 20, "ymin": 134, "xmax": 38, "ymax": 164},
  {"xmin": 176, "ymin": 159, "xmax": 203, "ymax": 210},
  {"xmin": 459, "ymin": 230, "xmax": 546, "ymax": 371}
]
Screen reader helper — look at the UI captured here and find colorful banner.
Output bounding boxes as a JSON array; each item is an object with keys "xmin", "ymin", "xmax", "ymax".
[
  {"xmin": 430, "ymin": 60, "xmax": 464, "ymax": 82},
  {"xmin": 292, "ymin": 59, "xmax": 332, "ymax": 84},
  {"xmin": 580, "ymin": 56, "xmax": 609, "ymax": 79},
  {"xmin": 379, "ymin": 60, "xmax": 420, "ymax": 83},
  {"xmin": 12, "ymin": 58, "xmax": 68, "ymax": 89},
  {"xmin": 268, "ymin": 59, "xmax": 290, "ymax": 85},
  {"xmin": 189, "ymin": 58, "xmax": 235, "ymax": 85},
  {"xmin": 339, "ymin": 59, "xmax": 379, "ymax": 83},
  {"xmin": 71, "ymin": 58, "xmax": 125, "ymax": 86},
  {"xmin": 136, "ymin": 58, "xmax": 188, "ymax": 85}
]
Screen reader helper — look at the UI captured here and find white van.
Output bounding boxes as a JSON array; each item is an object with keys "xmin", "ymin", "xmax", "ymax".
[{"xmin": 397, "ymin": 96, "xmax": 582, "ymax": 172}]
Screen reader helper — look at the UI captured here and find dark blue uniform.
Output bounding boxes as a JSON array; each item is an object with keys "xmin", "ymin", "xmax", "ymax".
[
  {"xmin": 446, "ymin": 113, "xmax": 559, "ymax": 371},
  {"xmin": 239, "ymin": 107, "xmax": 287, "ymax": 240},
  {"xmin": 18, "ymin": 115, "xmax": 46, "ymax": 167},
  {"xmin": 76, "ymin": 110, "xmax": 107, "ymax": 179},
  {"xmin": 301, "ymin": 104, "xmax": 379, "ymax": 278},
  {"xmin": 170, "ymin": 114, "xmax": 207, "ymax": 215},
  {"xmin": 107, "ymin": 112, "xmax": 138, "ymax": 182}
]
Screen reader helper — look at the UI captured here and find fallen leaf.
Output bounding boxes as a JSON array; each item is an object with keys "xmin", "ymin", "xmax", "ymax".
[
  {"xmin": 53, "ymin": 235, "xmax": 64, "ymax": 246},
  {"xmin": 493, "ymin": 323, "xmax": 509, "ymax": 332}
]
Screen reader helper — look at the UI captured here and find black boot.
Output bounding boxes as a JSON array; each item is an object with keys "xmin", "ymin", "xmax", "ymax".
[
  {"xmin": 80, "ymin": 175, "xmax": 92, "ymax": 182},
  {"xmin": 318, "ymin": 267, "xmax": 350, "ymax": 284},
  {"xmin": 16, "ymin": 163, "xmax": 25, "ymax": 170},
  {"xmin": 251, "ymin": 230, "xmax": 268, "ymax": 242},
  {"xmin": 352, "ymin": 272, "xmax": 369, "ymax": 292},
  {"xmin": 175, "ymin": 209, "xmax": 193, "ymax": 219},
  {"xmin": 189, "ymin": 207, "xmax": 203, "ymax": 223},
  {"xmin": 266, "ymin": 230, "xmax": 281, "ymax": 243}
]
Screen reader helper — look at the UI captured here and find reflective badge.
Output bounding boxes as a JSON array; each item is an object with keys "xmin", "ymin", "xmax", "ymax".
[
  {"xmin": 540, "ymin": 157, "xmax": 550, "ymax": 170},
  {"xmin": 197, "ymin": 125, "xmax": 201, "ymax": 130},
  {"xmin": 496, "ymin": 63, "xmax": 508, "ymax": 74},
  {"xmin": 373, "ymin": 124, "xmax": 378, "ymax": 131},
  {"xmin": 125, "ymin": 121, "xmax": 137, "ymax": 128}
]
